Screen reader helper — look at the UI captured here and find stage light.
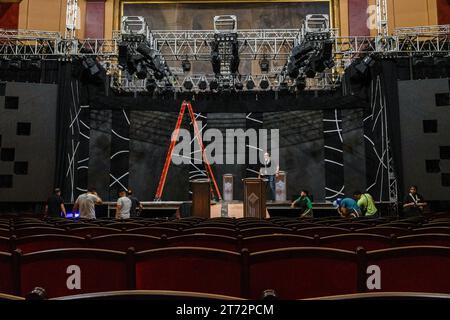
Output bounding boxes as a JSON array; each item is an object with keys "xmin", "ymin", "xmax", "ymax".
[
  {"xmin": 198, "ymin": 76, "xmax": 208, "ymax": 91},
  {"xmin": 246, "ymin": 78, "xmax": 255, "ymax": 90},
  {"xmin": 183, "ymin": 77, "xmax": 194, "ymax": 91},
  {"xmin": 234, "ymin": 80, "xmax": 243, "ymax": 91},
  {"xmin": 295, "ymin": 77, "xmax": 306, "ymax": 91},
  {"xmin": 210, "ymin": 40, "xmax": 221, "ymax": 75},
  {"xmin": 279, "ymin": 82, "xmax": 289, "ymax": 92},
  {"xmin": 210, "ymin": 79, "xmax": 219, "ymax": 91},
  {"xmin": 9, "ymin": 58, "xmax": 22, "ymax": 70},
  {"xmin": 259, "ymin": 56, "xmax": 270, "ymax": 73},
  {"xmin": 30, "ymin": 57, "xmax": 41, "ymax": 70},
  {"xmin": 229, "ymin": 39, "xmax": 240, "ymax": 74},
  {"xmin": 259, "ymin": 77, "xmax": 270, "ymax": 90},
  {"xmin": 181, "ymin": 58, "xmax": 191, "ymax": 72},
  {"xmin": 146, "ymin": 78, "xmax": 157, "ymax": 92}
]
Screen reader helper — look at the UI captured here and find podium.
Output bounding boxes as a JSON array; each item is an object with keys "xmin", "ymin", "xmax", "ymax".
[
  {"xmin": 191, "ymin": 179, "xmax": 210, "ymax": 218},
  {"xmin": 243, "ymin": 178, "xmax": 266, "ymax": 219},
  {"xmin": 223, "ymin": 174, "xmax": 234, "ymax": 201},
  {"xmin": 275, "ymin": 171, "xmax": 287, "ymax": 201}
]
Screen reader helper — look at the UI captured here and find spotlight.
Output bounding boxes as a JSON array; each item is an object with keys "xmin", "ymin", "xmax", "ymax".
[
  {"xmin": 229, "ymin": 39, "xmax": 240, "ymax": 74},
  {"xmin": 198, "ymin": 76, "xmax": 208, "ymax": 91},
  {"xmin": 146, "ymin": 78, "xmax": 157, "ymax": 92},
  {"xmin": 210, "ymin": 41, "xmax": 221, "ymax": 75},
  {"xmin": 295, "ymin": 77, "xmax": 306, "ymax": 91},
  {"xmin": 135, "ymin": 61, "xmax": 148, "ymax": 80},
  {"xmin": 246, "ymin": 77, "xmax": 255, "ymax": 90},
  {"xmin": 259, "ymin": 77, "xmax": 270, "ymax": 90},
  {"xmin": 234, "ymin": 80, "xmax": 243, "ymax": 91},
  {"xmin": 279, "ymin": 82, "xmax": 289, "ymax": 92},
  {"xmin": 259, "ymin": 57, "xmax": 270, "ymax": 72},
  {"xmin": 183, "ymin": 77, "xmax": 194, "ymax": 91},
  {"xmin": 9, "ymin": 58, "xmax": 22, "ymax": 70},
  {"xmin": 30, "ymin": 58, "xmax": 41, "ymax": 70},
  {"xmin": 181, "ymin": 58, "xmax": 191, "ymax": 72},
  {"xmin": 210, "ymin": 79, "xmax": 219, "ymax": 91}
]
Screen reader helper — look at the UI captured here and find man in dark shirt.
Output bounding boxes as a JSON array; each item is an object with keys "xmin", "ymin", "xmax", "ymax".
[
  {"xmin": 127, "ymin": 189, "xmax": 143, "ymax": 217},
  {"xmin": 403, "ymin": 185, "xmax": 427, "ymax": 218},
  {"xmin": 45, "ymin": 188, "xmax": 66, "ymax": 218}
]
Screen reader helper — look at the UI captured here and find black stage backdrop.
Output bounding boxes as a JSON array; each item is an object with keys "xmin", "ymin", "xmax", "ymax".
[{"xmin": 1, "ymin": 60, "xmax": 418, "ymax": 203}]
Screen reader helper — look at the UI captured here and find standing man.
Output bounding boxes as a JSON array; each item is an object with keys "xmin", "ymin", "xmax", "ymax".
[
  {"xmin": 127, "ymin": 189, "xmax": 143, "ymax": 217},
  {"xmin": 353, "ymin": 190, "xmax": 378, "ymax": 217},
  {"xmin": 72, "ymin": 187, "xmax": 102, "ymax": 220},
  {"xmin": 259, "ymin": 152, "xmax": 279, "ymax": 201},
  {"xmin": 403, "ymin": 185, "xmax": 427, "ymax": 218},
  {"xmin": 333, "ymin": 197, "xmax": 362, "ymax": 218},
  {"xmin": 290, "ymin": 189, "xmax": 313, "ymax": 218},
  {"xmin": 116, "ymin": 190, "xmax": 132, "ymax": 220},
  {"xmin": 45, "ymin": 188, "xmax": 66, "ymax": 218}
]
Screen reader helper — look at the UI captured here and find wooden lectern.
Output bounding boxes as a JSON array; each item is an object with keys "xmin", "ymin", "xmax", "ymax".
[
  {"xmin": 243, "ymin": 178, "xmax": 266, "ymax": 219},
  {"xmin": 191, "ymin": 179, "xmax": 210, "ymax": 218}
]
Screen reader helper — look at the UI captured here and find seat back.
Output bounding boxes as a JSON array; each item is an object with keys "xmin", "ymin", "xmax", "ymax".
[
  {"xmin": 14, "ymin": 234, "xmax": 86, "ymax": 253},
  {"xmin": 0, "ymin": 252, "xmax": 14, "ymax": 295},
  {"xmin": 14, "ymin": 227, "xmax": 66, "ymax": 237},
  {"xmin": 182, "ymin": 227, "xmax": 237, "ymax": 237},
  {"xmin": 135, "ymin": 247, "xmax": 242, "ymax": 297},
  {"xmin": 68, "ymin": 227, "xmax": 122, "ymax": 237},
  {"xmin": 295, "ymin": 226, "xmax": 349, "ymax": 237},
  {"xmin": 239, "ymin": 226, "xmax": 295, "ymax": 237},
  {"xmin": 128, "ymin": 227, "xmax": 180, "ymax": 237},
  {"xmin": 0, "ymin": 236, "xmax": 10, "ymax": 252},
  {"xmin": 166, "ymin": 234, "xmax": 238, "ymax": 251},
  {"xmin": 413, "ymin": 227, "xmax": 450, "ymax": 234},
  {"xmin": 242, "ymin": 234, "xmax": 315, "ymax": 252},
  {"xmin": 356, "ymin": 226, "xmax": 411, "ymax": 237},
  {"xmin": 394, "ymin": 233, "xmax": 450, "ymax": 247},
  {"xmin": 89, "ymin": 234, "xmax": 161, "ymax": 252},
  {"xmin": 18, "ymin": 248, "xmax": 132, "ymax": 298},
  {"xmin": 248, "ymin": 247, "xmax": 359, "ymax": 299},
  {"xmin": 319, "ymin": 233, "xmax": 392, "ymax": 251},
  {"xmin": 103, "ymin": 222, "xmax": 145, "ymax": 230},
  {"xmin": 365, "ymin": 246, "xmax": 450, "ymax": 294}
]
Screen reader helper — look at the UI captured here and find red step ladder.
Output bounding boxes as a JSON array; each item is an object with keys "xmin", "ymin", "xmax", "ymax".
[{"xmin": 154, "ymin": 100, "xmax": 222, "ymax": 201}]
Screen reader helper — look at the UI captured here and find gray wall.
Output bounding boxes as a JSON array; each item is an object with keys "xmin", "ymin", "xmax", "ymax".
[
  {"xmin": 0, "ymin": 82, "xmax": 58, "ymax": 201},
  {"xmin": 398, "ymin": 78, "xmax": 450, "ymax": 201}
]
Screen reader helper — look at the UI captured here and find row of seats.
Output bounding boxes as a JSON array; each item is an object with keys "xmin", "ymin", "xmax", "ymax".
[
  {"xmin": 1, "ymin": 245, "xmax": 450, "ymax": 299},
  {"xmin": 1, "ymin": 232, "xmax": 450, "ymax": 253}
]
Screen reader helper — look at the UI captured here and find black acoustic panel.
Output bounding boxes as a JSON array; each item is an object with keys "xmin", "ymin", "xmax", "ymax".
[
  {"xmin": 423, "ymin": 120, "xmax": 437, "ymax": 133},
  {"xmin": 441, "ymin": 146, "xmax": 450, "ymax": 160},
  {"xmin": 0, "ymin": 134, "xmax": 2, "ymax": 147},
  {"xmin": 4, "ymin": 96, "xmax": 18, "ymax": 109},
  {"xmin": 0, "ymin": 82, "xmax": 5, "ymax": 96},
  {"xmin": 426, "ymin": 160, "xmax": 441, "ymax": 173},
  {"xmin": 14, "ymin": 161, "xmax": 28, "ymax": 175},
  {"xmin": 435, "ymin": 93, "xmax": 450, "ymax": 106},
  {"xmin": 0, "ymin": 175, "xmax": 13, "ymax": 188},
  {"xmin": 442, "ymin": 173, "xmax": 450, "ymax": 187},
  {"xmin": 16, "ymin": 122, "xmax": 31, "ymax": 136},
  {"xmin": 0, "ymin": 148, "xmax": 15, "ymax": 161}
]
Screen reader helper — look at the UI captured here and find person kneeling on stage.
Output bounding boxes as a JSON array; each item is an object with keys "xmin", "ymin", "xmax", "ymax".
[
  {"xmin": 116, "ymin": 190, "xmax": 132, "ymax": 220},
  {"xmin": 333, "ymin": 197, "xmax": 362, "ymax": 218},
  {"xmin": 290, "ymin": 190, "xmax": 313, "ymax": 218},
  {"xmin": 353, "ymin": 190, "xmax": 378, "ymax": 217}
]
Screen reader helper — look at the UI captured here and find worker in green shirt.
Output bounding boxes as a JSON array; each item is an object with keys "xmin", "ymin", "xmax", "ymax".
[
  {"xmin": 290, "ymin": 190, "xmax": 313, "ymax": 218},
  {"xmin": 353, "ymin": 191, "xmax": 378, "ymax": 217}
]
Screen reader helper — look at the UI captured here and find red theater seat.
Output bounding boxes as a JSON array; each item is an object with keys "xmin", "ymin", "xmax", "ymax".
[
  {"xmin": 365, "ymin": 246, "xmax": 450, "ymax": 294},
  {"xmin": 356, "ymin": 226, "xmax": 411, "ymax": 237},
  {"xmin": 239, "ymin": 226, "xmax": 295, "ymax": 237},
  {"xmin": 68, "ymin": 227, "xmax": 122, "ymax": 237},
  {"xmin": 319, "ymin": 233, "xmax": 392, "ymax": 251},
  {"xmin": 248, "ymin": 247, "xmax": 359, "ymax": 299},
  {"xmin": 196, "ymin": 222, "xmax": 236, "ymax": 229},
  {"xmin": 182, "ymin": 227, "xmax": 237, "ymax": 237},
  {"xmin": 242, "ymin": 234, "xmax": 315, "ymax": 252},
  {"xmin": 413, "ymin": 227, "xmax": 450, "ymax": 234},
  {"xmin": 128, "ymin": 227, "xmax": 180, "ymax": 237},
  {"xmin": 0, "ymin": 251, "xmax": 14, "ymax": 295},
  {"xmin": 332, "ymin": 222, "xmax": 372, "ymax": 230},
  {"xmin": 166, "ymin": 234, "xmax": 238, "ymax": 251},
  {"xmin": 135, "ymin": 247, "xmax": 242, "ymax": 297},
  {"xmin": 13, "ymin": 222, "xmax": 51, "ymax": 229},
  {"xmin": 103, "ymin": 222, "xmax": 145, "ymax": 230},
  {"xmin": 0, "ymin": 236, "xmax": 10, "ymax": 252},
  {"xmin": 14, "ymin": 227, "xmax": 66, "ymax": 237},
  {"xmin": 13, "ymin": 234, "xmax": 85, "ymax": 253},
  {"xmin": 295, "ymin": 226, "xmax": 349, "ymax": 237},
  {"xmin": 394, "ymin": 233, "xmax": 450, "ymax": 247},
  {"xmin": 17, "ymin": 248, "xmax": 132, "ymax": 298},
  {"xmin": 282, "ymin": 222, "xmax": 321, "ymax": 229},
  {"xmin": 89, "ymin": 234, "xmax": 161, "ymax": 252}
]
